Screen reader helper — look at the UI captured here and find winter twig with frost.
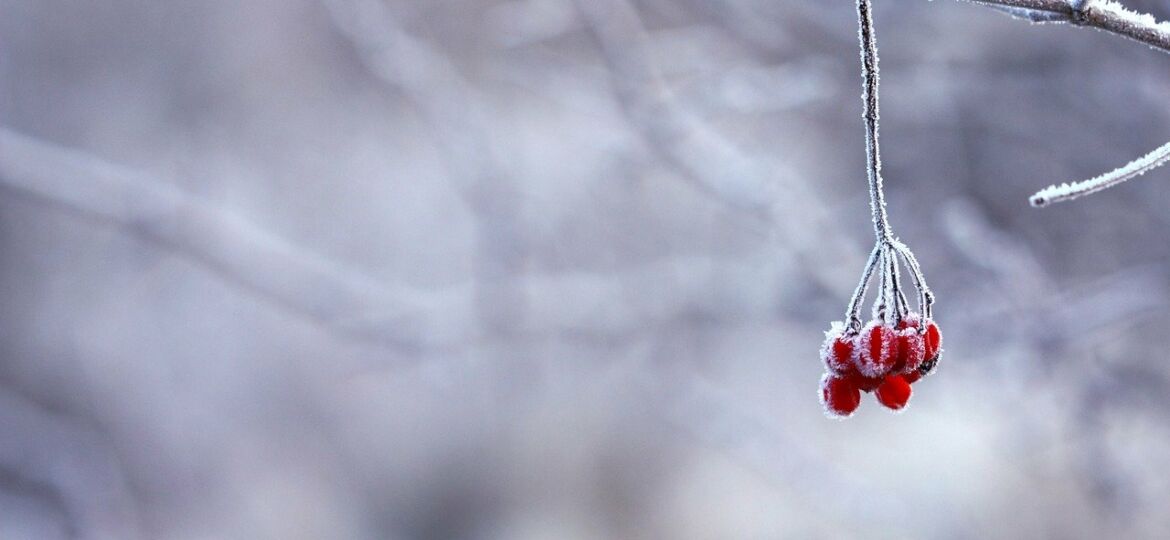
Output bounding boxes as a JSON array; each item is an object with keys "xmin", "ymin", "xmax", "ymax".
[{"xmin": 951, "ymin": 0, "xmax": 1170, "ymax": 205}]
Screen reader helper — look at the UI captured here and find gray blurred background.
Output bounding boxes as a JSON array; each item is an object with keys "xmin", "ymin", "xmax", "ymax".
[{"xmin": 2, "ymin": 0, "xmax": 1170, "ymax": 538}]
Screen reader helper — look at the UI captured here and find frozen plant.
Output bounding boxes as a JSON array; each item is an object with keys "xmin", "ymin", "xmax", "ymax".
[
  {"xmin": 818, "ymin": 0, "xmax": 944, "ymax": 418},
  {"xmin": 820, "ymin": 0, "xmax": 1169, "ymax": 417}
]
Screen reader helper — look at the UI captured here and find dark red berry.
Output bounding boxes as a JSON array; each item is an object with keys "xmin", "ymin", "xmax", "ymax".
[
  {"xmin": 821, "ymin": 327, "xmax": 857, "ymax": 376},
  {"xmin": 902, "ymin": 370, "xmax": 922, "ymax": 384},
  {"xmin": 924, "ymin": 320, "xmax": 942, "ymax": 360},
  {"xmin": 876, "ymin": 375, "xmax": 912, "ymax": 410},
  {"xmin": 858, "ymin": 322, "xmax": 896, "ymax": 377},
  {"xmin": 821, "ymin": 374, "xmax": 861, "ymax": 417},
  {"xmin": 894, "ymin": 327, "xmax": 925, "ymax": 374}
]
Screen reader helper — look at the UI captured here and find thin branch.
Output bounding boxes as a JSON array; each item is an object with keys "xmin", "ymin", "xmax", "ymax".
[
  {"xmin": 985, "ymin": 5, "xmax": 1075, "ymax": 23},
  {"xmin": 845, "ymin": 244, "xmax": 882, "ymax": 331},
  {"xmin": 0, "ymin": 389, "xmax": 142, "ymax": 539},
  {"xmin": 958, "ymin": 0, "xmax": 1170, "ymax": 53},
  {"xmin": 857, "ymin": 0, "xmax": 893, "ymax": 243},
  {"xmin": 950, "ymin": 0, "xmax": 1170, "ymax": 205},
  {"xmin": 1030, "ymin": 140, "xmax": 1170, "ymax": 206},
  {"xmin": 571, "ymin": 0, "xmax": 865, "ymax": 298},
  {"xmin": 0, "ymin": 128, "xmax": 479, "ymax": 351}
]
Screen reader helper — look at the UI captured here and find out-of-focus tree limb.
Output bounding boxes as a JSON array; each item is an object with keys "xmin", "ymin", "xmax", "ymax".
[
  {"xmin": 0, "ymin": 128, "xmax": 809, "ymax": 349},
  {"xmin": 571, "ymin": 0, "xmax": 863, "ymax": 297},
  {"xmin": 0, "ymin": 389, "xmax": 141, "ymax": 540},
  {"xmin": 0, "ymin": 128, "xmax": 479, "ymax": 351},
  {"xmin": 322, "ymin": 0, "xmax": 528, "ymax": 346},
  {"xmin": 0, "ymin": 126, "xmax": 879, "ymax": 521}
]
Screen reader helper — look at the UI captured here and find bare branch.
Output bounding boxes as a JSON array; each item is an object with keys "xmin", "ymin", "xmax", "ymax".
[
  {"xmin": 984, "ymin": 4, "xmax": 1074, "ymax": 22},
  {"xmin": 0, "ymin": 389, "xmax": 142, "ymax": 540},
  {"xmin": 322, "ymin": 0, "xmax": 530, "ymax": 344},
  {"xmin": 949, "ymin": 0, "xmax": 1170, "ymax": 204},
  {"xmin": 571, "ymin": 0, "xmax": 864, "ymax": 297},
  {"xmin": 957, "ymin": 0, "xmax": 1170, "ymax": 53},
  {"xmin": 856, "ymin": 0, "xmax": 893, "ymax": 243},
  {"xmin": 0, "ymin": 128, "xmax": 479, "ymax": 351},
  {"xmin": 1030, "ymin": 140, "xmax": 1170, "ymax": 206}
]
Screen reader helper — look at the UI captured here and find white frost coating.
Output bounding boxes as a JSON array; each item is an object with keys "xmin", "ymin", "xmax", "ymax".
[
  {"xmin": 1030, "ymin": 140, "xmax": 1170, "ymax": 206},
  {"xmin": 987, "ymin": 5, "xmax": 1072, "ymax": 23},
  {"xmin": 820, "ymin": 320, "xmax": 854, "ymax": 374},
  {"xmin": 895, "ymin": 323, "xmax": 926, "ymax": 373},
  {"xmin": 961, "ymin": 0, "xmax": 1170, "ymax": 51},
  {"xmin": 856, "ymin": 321, "xmax": 895, "ymax": 378}
]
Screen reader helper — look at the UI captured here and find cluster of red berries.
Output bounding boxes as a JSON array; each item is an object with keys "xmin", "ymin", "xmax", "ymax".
[{"xmin": 819, "ymin": 314, "xmax": 941, "ymax": 418}]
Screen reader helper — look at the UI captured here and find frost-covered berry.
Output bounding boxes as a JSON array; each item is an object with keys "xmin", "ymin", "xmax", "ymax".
[
  {"xmin": 894, "ymin": 323, "xmax": 925, "ymax": 374},
  {"xmin": 849, "ymin": 372, "xmax": 884, "ymax": 393},
  {"xmin": 857, "ymin": 321, "xmax": 896, "ymax": 377},
  {"xmin": 820, "ymin": 373, "xmax": 861, "ymax": 418},
  {"xmin": 923, "ymin": 319, "xmax": 942, "ymax": 361},
  {"xmin": 875, "ymin": 375, "xmax": 912, "ymax": 411},
  {"xmin": 820, "ymin": 322, "xmax": 856, "ymax": 375},
  {"xmin": 901, "ymin": 370, "xmax": 922, "ymax": 384}
]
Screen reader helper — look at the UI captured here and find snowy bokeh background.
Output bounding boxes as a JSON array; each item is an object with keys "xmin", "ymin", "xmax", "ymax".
[{"xmin": 3, "ymin": 0, "xmax": 1170, "ymax": 538}]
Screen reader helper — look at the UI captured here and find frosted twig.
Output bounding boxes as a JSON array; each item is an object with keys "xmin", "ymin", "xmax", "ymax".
[
  {"xmin": 845, "ymin": 245, "xmax": 883, "ymax": 332},
  {"xmin": 571, "ymin": 0, "xmax": 863, "ymax": 298},
  {"xmin": 956, "ymin": 0, "xmax": 1170, "ymax": 53},
  {"xmin": 951, "ymin": 0, "xmax": 1170, "ymax": 204},
  {"xmin": 891, "ymin": 240, "xmax": 934, "ymax": 319},
  {"xmin": 323, "ymin": 0, "xmax": 530, "ymax": 348},
  {"xmin": 857, "ymin": 0, "xmax": 893, "ymax": 243},
  {"xmin": 836, "ymin": 1, "xmax": 936, "ymax": 334},
  {"xmin": 1030, "ymin": 140, "xmax": 1170, "ymax": 206}
]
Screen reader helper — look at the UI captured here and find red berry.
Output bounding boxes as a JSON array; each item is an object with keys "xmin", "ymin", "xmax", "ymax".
[
  {"xmin": 894, "ymin": 327, "xmax": 925, "ymax": 374},
  {"xmin": 895, "ymin": 315, "xmax": 919, "ymax": 330},
  {"xmin": 858, "ymin": 321, "xmax": 896, "ymax": 377},
  {"xmin": 876, "ymin": 375, "xmax": 912, "ymax": 410},
  {"xmin": 901, "ymin": 370, "xmax": 922, "ymax": 384},
  {"xmin": 924, "ymin": 320, "xmax": 942, "ymax": 360},
  {"xmin": 820, "ymin": 374, "xmax": 861, "ymax": 418},
  {"xmin": 820, "ymin": 325, "xmax": 857, "ymax": 376},
  {"xmin": 849, "ymin": 372, "xmax": 884, "ymax": 392}
]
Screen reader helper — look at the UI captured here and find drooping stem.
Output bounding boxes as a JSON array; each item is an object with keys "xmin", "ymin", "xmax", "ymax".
[
  {"xmin": 891, "ymin": 240, "xmax": 934, "ymax": 319},
  {"xmin": 846, "ymin": 244, "xmax": 883, "ymax": 331},
  {"xmin": 857, "ymin": 0, "xmax": 893, "ymax": 243}
]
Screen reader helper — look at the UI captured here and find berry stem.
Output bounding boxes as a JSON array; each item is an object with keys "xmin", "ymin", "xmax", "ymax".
[
  {"xmin": 891, "ymin": 241, "xmax": 934, "ymax": 320},
  {"xmin": 856, "ymin": 0, "xmax": 893, "ymax": 244},
  {"xmin": 841, "ymin": 1, "xmax": 936, "ymax": 336},
  {"xmin": 846, "ymin": 244, "xmax": 882, "ymax": 332}
]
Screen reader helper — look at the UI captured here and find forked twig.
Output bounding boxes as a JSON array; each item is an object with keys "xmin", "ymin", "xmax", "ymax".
[{"xmin": 950, "ymin": 0, "xmax": 1170, "ymax": 205}]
